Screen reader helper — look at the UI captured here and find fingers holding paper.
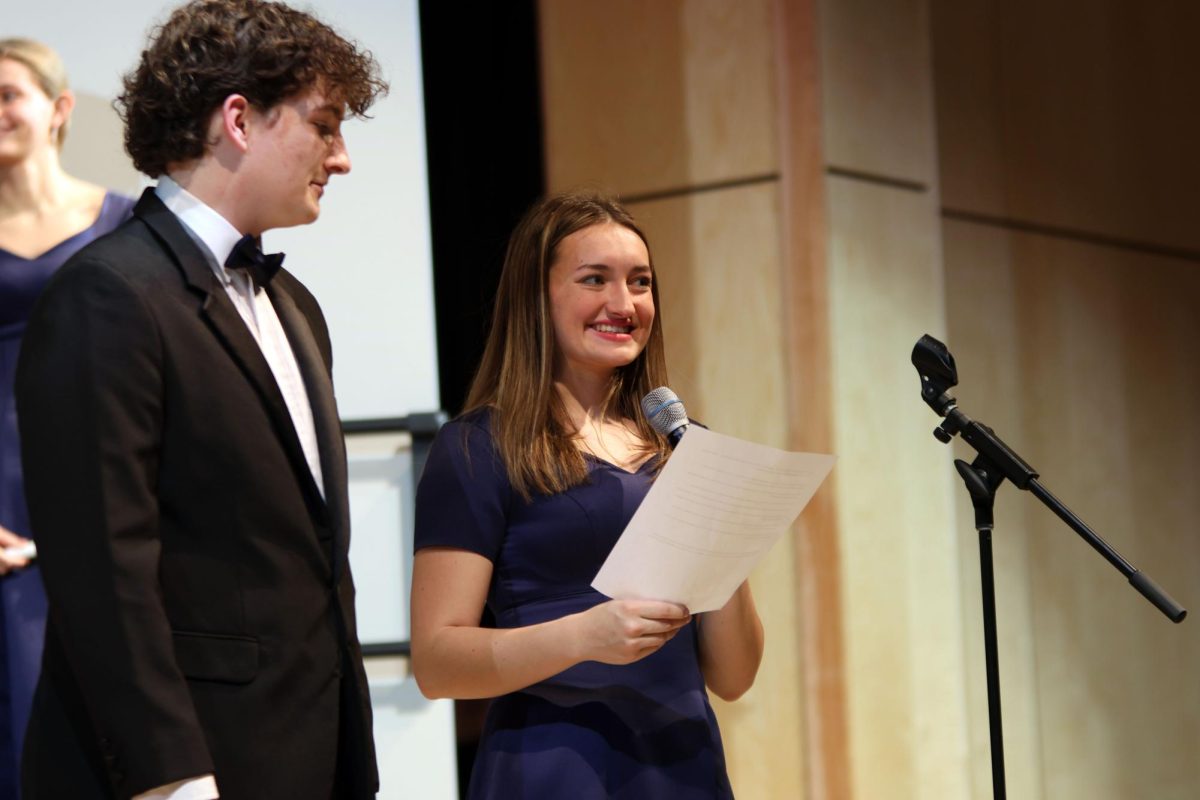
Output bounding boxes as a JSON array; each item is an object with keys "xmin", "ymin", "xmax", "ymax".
[{"xmin": 573, "ymin": 599, "xmax": 692, "ymax": 665}]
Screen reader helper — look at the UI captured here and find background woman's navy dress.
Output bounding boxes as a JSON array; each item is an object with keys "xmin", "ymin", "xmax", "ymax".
[
  {"xmin": 0, "ymin": 192, "xmax": 134, "ymax": 797},
  {"xmin": 415, "ymin": 411, "xmax": 735, "ymax": 799}
]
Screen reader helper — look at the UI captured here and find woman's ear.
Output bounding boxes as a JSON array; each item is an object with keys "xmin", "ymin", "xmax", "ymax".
[{"xmin": 50, "ymin": 89, "xmax": 75, "ymax": 142}]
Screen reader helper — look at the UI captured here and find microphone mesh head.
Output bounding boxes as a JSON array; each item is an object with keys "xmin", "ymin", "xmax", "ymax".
[{"xmin": 641, "ymin": 386, "xmax": 689, "ymax": 437}]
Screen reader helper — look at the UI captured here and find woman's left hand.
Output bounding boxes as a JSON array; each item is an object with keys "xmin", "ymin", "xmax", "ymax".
[{"xmin": 696, "ymin": 580, "xmax": 764, "ymax": 701}]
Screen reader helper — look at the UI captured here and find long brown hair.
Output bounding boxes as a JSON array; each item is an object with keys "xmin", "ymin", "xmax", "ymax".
[{"xmin": 464, "ymin": 191, "xmax": 670, "ymax": 499}]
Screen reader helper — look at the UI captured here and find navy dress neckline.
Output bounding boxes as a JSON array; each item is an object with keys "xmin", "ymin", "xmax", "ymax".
[
  {"xmin": 0, "ymin": 192, "xmax": 127, "ymax": 262},
  {"xmin": 580, "ymin": 450, "xmax": 657, "ymax": 476}
]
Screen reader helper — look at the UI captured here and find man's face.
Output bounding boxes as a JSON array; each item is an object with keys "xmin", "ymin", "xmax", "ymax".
[{"xmin": 241, "ymin": 86, "xmax": 350, "ymax": 232}]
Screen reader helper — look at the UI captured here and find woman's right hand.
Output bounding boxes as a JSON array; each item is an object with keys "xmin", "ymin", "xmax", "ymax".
[
  {"xmin": 412, "ymin": 548, "xmax": 691, "ymax": 699},
  {"xmin": 571, "ymin": 599, "xmax": 692, "ymax": 665},
  {"xmin": 0, "ymin": 526, "xmax": 32, "ymax": 575}
]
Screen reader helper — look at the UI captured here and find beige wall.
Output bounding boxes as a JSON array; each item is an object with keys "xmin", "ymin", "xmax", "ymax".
[
  {"xmin": 816, "ymin": 0, "xmax": 979, "ymax": 796},
  {"xmin": 935, "ymin": 2, "xmax": 1200, "ymax": 797},
  {"xmin": 943, "ymin": 223, "xmax": 1200, "ymax": 799},
  {"xmin": 538, "ymin": 0, "xmax": 1198, "ymax": 797},
  {"xmin": 60, "ymin": 92, "xmax": 143, "ymax": 196},
  {"xmin": 933, "ymin": 0, "xmax": 1200, "ymax": 253}
]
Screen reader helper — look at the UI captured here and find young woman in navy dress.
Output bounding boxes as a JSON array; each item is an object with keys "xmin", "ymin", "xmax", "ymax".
[
  {"xmin": 411, "ymin": 192, "xmax": 764, "ymax": 798},
  {"xmin": 0, "ymin": 38, "xmax": 134, "ymax": 798}
]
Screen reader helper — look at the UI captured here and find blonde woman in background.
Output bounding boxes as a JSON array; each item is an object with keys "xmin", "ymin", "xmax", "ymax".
[{"xmin": 0, "ymin": 38, "xmax": 133, "ymax": 796}]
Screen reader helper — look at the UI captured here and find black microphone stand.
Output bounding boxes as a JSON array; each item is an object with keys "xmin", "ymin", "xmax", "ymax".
[{"xmin": 910, "ymin": 334, "xmax": 1186, "ymax": 800}]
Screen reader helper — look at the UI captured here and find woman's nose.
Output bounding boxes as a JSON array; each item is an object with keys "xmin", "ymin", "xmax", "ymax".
[{"xmin": 605, "ymin": 283, "xmax": 635, "ymax": 317}]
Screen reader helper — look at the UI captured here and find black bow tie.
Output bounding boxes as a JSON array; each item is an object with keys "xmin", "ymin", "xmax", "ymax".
[{"xmin": 225, "ymin": 234, "xmax": 285, "ymax": 287}]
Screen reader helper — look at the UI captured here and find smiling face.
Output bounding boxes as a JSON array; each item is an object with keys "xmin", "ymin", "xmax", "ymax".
[
  {"xmin": 0, "ymin": 57, "xmax": 65, "ymax": 167},
  {"xmin": 548, "ymin": 221, "xmax": 656, "ymax": 382},
  {"xmin": 239, "ymin": 86, "xmax": 351, "ymax": 233}
]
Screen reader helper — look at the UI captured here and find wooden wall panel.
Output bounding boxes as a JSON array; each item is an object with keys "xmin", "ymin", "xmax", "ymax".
[
  {"xmin": 679, "ymin": 0, "xmax": 779, "ymax": 186},
  {"xmin": 943, "ymin": 221, "xmax": 1051, "ymax": 800},
  {"xmin": 943, "ymin": 220, "xmax": 1200, "ymax": 799},
  {"xmin": 817, "ymin": 0, "xmax": 977, "ymax": 794},
  {"xmin": 539, "ymin": 0, "xmax": 777, "ymax": 196},
  {"xmin": 825, "ymin": 177, "xmax": 971, "ymax": 800},
  {"xmin": 933, "ymin": 0, "xmax": 1200, "ymax": 251},
  {"xmin": 928, "ymin": 0, "xmax": 1006, "ymax": 219},
  {"xmin": 819, "ymin": 0, "xmax": 937, "ymax": 184},
  {"xmin": 774, "ymin": 0, "xmax": 849, "ymax": 796},
  {"xmin": 630, "ymin": 184, "xmax": 805, "ymax": 799},
  {"xmin": 1018, "ymin": 240, "xmax": 1200, "ymax": 800},
  {"xmin": 539, "ymin": 1, "xmax": 688, "ymax": 195}
]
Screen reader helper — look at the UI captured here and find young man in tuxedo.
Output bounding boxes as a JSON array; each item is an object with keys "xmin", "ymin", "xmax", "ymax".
[{"xmin": 15, "ymin": 1, "xmax": 387, "ymax": 797}]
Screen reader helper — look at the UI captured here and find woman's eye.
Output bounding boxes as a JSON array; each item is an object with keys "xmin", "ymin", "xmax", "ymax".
[
  {"xmin": 632, "ymin": 276, "xmax": 653, "ymax": 289},
  {"xmin": 580, "ymin": 274, "xmax": 604, "ymax": 285}
]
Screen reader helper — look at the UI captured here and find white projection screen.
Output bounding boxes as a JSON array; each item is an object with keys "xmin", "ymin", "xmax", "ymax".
[
  {"xmin": 9, "ymin": 1, "xmax": 454, "ymax": 796},
  {"xmin": 10, "ymin": 0, "xmax": 439, "ymax": 419}
]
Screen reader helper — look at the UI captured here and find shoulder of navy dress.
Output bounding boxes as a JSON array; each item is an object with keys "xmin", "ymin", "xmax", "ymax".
[
  {"xmin": 414, "ymin": 406, "xmax": 514, "ymax": 560},
  {"xmin": 102, "ymin": 191, "xmax": 138, "ymax": 226},
  {"xmin": 427, "ymin": 407, "xmax": 507, "ymax": 484}
]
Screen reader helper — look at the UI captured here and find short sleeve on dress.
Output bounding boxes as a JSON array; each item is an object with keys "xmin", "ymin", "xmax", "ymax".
[{"xmin": 414, "ymin": 413, "xmax": 512, "ymax": 562}]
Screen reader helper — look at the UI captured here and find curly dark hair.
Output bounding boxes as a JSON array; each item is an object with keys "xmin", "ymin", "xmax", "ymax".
[{"xmin": 116, "ymin": 0, "xmax": 388, "ymax": 177}]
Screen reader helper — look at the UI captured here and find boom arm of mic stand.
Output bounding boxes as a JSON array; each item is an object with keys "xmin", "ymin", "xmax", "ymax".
[
  {"xmin": 938, "ymin": 406, "xmax": 1187, "ymax": 623},
  {"xmin": 1027, "ymin": 480, "xmax": 1186, "ymax": 622}
]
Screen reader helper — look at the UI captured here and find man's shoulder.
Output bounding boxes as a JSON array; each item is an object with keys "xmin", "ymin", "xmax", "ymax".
[
  {"xmin": 271, "ymin": 267, "xmax": 328, "ymax": 338},
  {"xmin": 272, "ymin": 267, "xmax": 320, "ymax": 308},
  {"xmin": 52, "ymin": 218, "xmax": 181, "ymax": 294}
]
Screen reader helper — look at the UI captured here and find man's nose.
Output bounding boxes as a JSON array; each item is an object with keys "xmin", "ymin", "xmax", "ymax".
[{"xmin": 327, "ymin": 138, "xmax": 351, "ymax": 175}]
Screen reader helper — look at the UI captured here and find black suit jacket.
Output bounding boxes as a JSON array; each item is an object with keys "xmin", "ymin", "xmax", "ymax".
[{"xmin": 15, "ymin": 190, "xmax": 378, "ymax": 799}]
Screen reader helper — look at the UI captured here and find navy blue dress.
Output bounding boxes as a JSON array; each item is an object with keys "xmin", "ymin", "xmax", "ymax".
[
  {"xmin": 0, "ymin": 191, "xmax": 134, "ymax": 798},
  {"xmin": 415, "ymin": 411, "xmax": 734, "ymax": 799}
]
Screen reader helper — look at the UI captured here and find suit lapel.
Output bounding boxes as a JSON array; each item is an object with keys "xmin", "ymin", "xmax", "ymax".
[
  {"xmin": 268, "ymin": 282, "xmax": 351, "ymax": 577},
  {"xmin": 133, "ymin": 190, "xmax": 326, "ymax": 514}
]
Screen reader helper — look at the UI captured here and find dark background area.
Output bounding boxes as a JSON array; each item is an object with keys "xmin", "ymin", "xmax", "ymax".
[
  {"xmin": 420, "ymin": 0, "xmax": 545, "ymax": 419},
  {"xmin": 418, "ymin": 1, "xmax": 543, "ymax": 793}
]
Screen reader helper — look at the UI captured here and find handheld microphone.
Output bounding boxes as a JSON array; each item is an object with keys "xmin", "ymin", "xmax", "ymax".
[{"xmin": 641, "ymin": 386, "xmax": 689, "ymax": 449}]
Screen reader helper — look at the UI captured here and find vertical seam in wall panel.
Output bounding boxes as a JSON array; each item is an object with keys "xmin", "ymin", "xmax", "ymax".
[{"xmin": 775, "ymin": 0, "xmax": 853, "ymax": 798}]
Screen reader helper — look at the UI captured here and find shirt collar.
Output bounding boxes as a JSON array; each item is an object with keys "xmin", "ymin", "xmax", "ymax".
[{"xmin": 155, "ymin": 175, "xmax": 246, "ymax": 281}]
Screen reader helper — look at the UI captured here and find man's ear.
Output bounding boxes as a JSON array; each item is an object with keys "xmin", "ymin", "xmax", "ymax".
[{"xmin": 216, "ymin": 94, "xmax": 252, "ymax": 153}]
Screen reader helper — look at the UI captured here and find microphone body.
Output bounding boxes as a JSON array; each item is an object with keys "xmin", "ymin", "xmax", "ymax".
[{"xmin": 641, "ymin": 387, "xmax": 690, "ymax": 449}]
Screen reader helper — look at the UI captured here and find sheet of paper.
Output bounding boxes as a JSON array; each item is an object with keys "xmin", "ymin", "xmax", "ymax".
[{"xmin": 592, "ymin": 426, "xmax": 835, "ymax": 613}]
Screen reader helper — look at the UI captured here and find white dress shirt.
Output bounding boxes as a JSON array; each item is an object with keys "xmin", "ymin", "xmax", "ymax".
[
  {"xmin": 132, "ymin": 177, "xmax": 329, "ymax": 800},
  {"xmin": 155, "ymin": 175, "xmax": 325, "ymax": 497},
  {"xmin": 134, "ymin": 775, "xmax": 221, "ymax": 800}
]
